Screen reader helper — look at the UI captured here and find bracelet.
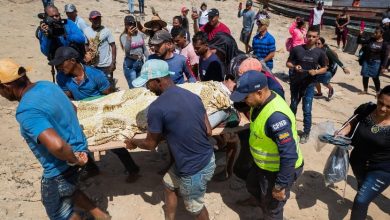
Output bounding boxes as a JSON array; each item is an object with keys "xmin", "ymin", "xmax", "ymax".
[{"xmin": 67, "ymin": 161, "xmax": 78, "ymax": 166}]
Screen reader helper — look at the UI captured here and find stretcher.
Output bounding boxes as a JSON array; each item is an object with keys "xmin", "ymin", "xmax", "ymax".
[{"xmin": 89, "ymin": 113, "xmax": 250, "ymax": 161}]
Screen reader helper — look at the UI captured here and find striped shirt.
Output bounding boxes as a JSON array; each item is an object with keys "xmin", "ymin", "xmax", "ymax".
[{"xmin": 252, "ymin": 32, "xmax": 276, "ymax": 70}]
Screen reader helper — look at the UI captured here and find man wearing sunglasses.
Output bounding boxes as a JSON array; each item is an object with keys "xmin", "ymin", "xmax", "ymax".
[{"xmin": 286, "ymin": 26, "xmax": 328, "ymax": 144}]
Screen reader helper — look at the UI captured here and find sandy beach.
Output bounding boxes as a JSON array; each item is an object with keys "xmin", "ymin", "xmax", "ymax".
[{"xmin": 0, "ymin": 0, "xmax": 389, "ymax": 219}]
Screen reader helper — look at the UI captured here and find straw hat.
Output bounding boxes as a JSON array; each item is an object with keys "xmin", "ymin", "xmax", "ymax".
[{"xmin": 144, "ymin": 16, "xmax": 167, "ymax": 28}]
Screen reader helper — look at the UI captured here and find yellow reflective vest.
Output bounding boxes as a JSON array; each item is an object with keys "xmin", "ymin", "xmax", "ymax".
[{"xmin": 249, "ymin": 93, "xmax": 303, "ymax": 172}]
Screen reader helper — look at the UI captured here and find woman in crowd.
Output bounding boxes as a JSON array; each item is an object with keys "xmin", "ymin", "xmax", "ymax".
[
  {"xmin": 288, "ymin": 17, "xmax": 307, "ymax": 50},
  {"xmin": 198, "ymin": 2, "xmax": 209, "ymax": 28},
  {"xmin": 314, "ymin": 37, "xmax": 350, "ymax": 100},
  {"xmin": 357, "ymin": 26, "xmax": 389, "ymax": 95},
  {"xmin": 335, "ymin": 7, "xmax": 350, "ymax": 50},
  {"xmin": 120, "ymin": 16, "xmax": 149, "ymax": 88},
  {"xmin": 336, "ymin": 85, "xmax": 390, "ymax": 220}
]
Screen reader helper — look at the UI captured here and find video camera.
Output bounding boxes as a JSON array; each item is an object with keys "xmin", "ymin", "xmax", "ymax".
[{"xmin": 38, "ymin": 13, "xmax": 67, "ymax": 38}]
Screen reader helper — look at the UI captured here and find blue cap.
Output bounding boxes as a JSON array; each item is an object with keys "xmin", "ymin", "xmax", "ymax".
[
  {"xmin": 230, "ymin": 70, "xmax": 268, "ymax": 102},
  {"xmin": 132, "ymin": 59, "xmax": 175, "ymax": 88}
]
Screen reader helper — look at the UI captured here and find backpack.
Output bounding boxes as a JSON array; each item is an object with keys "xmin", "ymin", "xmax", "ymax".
[{"xmin": 85, "ymin": 27, "xmax": 104, "ymax": 66}]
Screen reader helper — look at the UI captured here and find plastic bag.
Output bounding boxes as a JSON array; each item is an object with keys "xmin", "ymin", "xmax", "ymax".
[
  {"xmin": 311, "ymin": 121, "xmax": 336, "ymax": 152},
  {"xmin": 323, "ymin": 146, "xmax": 349, "ymax": 186}
]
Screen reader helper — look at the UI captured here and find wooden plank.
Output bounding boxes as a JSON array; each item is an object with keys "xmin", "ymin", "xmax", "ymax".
[{"xmin": 88, "ymin": 113, "xmax": 250, "ymax": 152}]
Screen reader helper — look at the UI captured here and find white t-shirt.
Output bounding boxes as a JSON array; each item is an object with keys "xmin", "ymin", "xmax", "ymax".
[
  {"xmin": 84, "ymin": 26, "xmax": 115, "ymax": 67},
  {"xmin": 313, "ymin": 8, "xmax": 324, "ymax": 26},
  {"xmin": 75, "ymin": 16, "xmax": 89, "ymax": 32},
  {"xmin": 199, "ymin": 9, "xmax": 209, "ymax": 26}
]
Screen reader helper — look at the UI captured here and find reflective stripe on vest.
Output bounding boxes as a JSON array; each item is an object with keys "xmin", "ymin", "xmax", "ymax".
[{"xmin": 249, "ymin": 93, "xmax": 303, "ymax": 172}]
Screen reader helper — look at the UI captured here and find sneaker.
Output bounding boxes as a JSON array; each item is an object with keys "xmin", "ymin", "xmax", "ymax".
[
  {"xmin": 299, "ymin": 133, "xmax": 310, "ymax": 144},
  {"xmin": 327, "ymin": 88, "xmax": 334, "ymax": 101}
]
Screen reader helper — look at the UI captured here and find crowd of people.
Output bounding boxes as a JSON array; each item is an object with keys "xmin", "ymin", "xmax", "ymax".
[{"xmin": 0, "ymin": 0, "xmax": 389, "ymax": 220}]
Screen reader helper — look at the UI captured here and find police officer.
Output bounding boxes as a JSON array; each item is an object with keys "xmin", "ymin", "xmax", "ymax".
[{"xmin": 230, "ymin": 70, "xmax": 304, "ymax": 220}]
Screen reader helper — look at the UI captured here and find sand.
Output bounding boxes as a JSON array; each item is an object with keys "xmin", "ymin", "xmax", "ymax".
[{"xmin": 0, "ymin": 0, "xmax": 389, "ymax": 219}]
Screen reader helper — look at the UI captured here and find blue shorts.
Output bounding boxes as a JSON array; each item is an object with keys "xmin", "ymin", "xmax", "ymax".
[
  {"xmin": 41, "ymin": 167, "xmax": 79, "ymax": 220},
  {"xmin": 315, "ymin": 71, "xmax": 333, "ymax": 85},
  {"xmin": 163, "ymin": 154, "xmax": 216, "ymax": 215}
]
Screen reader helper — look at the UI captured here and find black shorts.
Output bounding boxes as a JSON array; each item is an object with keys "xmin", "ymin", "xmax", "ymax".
[{"xmin": 240, "ymin": 29, "xmax": 251, "ymax": 44}]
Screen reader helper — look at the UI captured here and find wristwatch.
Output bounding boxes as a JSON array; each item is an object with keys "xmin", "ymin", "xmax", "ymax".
[{"xmin": 274, "ymin": 184, "xmax": 284, "ymax": 191}]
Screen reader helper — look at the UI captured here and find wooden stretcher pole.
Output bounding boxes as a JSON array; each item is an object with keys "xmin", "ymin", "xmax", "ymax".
[{"xmin": 90, "ymin": 113, "xmax": 250, "ymax": 161}]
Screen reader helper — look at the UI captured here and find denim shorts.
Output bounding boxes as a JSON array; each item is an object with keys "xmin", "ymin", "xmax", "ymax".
[
  {"xmin": 163, "ymin": 154, "xmax": 216, "ymax": 215},
  {"xmin": 41, "ymin": 167, "xmax": 79, "ymax": 220}
]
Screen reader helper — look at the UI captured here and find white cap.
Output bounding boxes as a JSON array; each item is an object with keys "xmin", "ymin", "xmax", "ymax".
[
  {"xmin": 65, "ymin": 4, "xmax": 76, "ymax": 13},
  {"xmin": 383, "ymin": 18, "xmax": 390, "ymax": 24}
]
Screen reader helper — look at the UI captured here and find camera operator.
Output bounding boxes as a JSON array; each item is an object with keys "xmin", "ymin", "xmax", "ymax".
[
  {"xmin": 42, "ymin": 0, "xmax": 53, "ymax": 9},
  {"xmin": 38, "ymin": 5, "xmax": 86, "ymax": 63}
]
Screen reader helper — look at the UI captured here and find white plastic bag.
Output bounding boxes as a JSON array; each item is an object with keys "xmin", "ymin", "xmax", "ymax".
[{"xmin": 311, "ymin": 121, "xmax": 336, "ymax": 152}]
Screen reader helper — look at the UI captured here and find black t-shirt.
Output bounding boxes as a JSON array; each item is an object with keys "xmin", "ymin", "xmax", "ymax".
[
  {"xmin": 288, "ymin": 45, "xmax": 328, "ymax": 85},
  {"xmin": 199, "ymin": 53, "xmax": 224, "ymax": 82},
  {"xmin": 351, "ymin": 103, "xmax": 390, "ymax": 172}
]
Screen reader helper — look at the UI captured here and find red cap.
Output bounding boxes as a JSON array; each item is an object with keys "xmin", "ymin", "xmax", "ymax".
[
  {"xmin": 89, "ymin": 10, "xmax": 102, "ymax": 19},
  {"xmin": 181, "ymin": 7, "xmax": 189, "ymax": 13}
]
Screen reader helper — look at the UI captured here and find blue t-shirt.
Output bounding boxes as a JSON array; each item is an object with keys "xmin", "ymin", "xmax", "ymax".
[
  {"xmin": 199, "ymin": 53, "xmax": 225, "ymax": 82},
  {"xmin": 148, "ymin": 54, "xmax": 195, "ymax": 84},
  {"xmin": 56, "ymin": 65, "xmax": 110, "ymax": 101},
  {"xmin": 38, "ymin": 19, "xmax": 86, "ymax": 58},
  {"xmin": 16, "ymin": 81, "xmax": 88, "ymax": 178},
  {"xmin": 252, "ymin": 32, "xmax": 276, "ymax": 70},
  {"xmin": 147, "ymin": 86, "xmax": 213, "ymax": 176},
  {"xmin": 238, "ymin": 9, "xmax": 256, "ymax": 33}
]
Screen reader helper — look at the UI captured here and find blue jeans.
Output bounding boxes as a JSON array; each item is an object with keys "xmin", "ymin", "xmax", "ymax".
[
  {"xmin": 138, "ymin": 0, "xmax": 145, "ymax": 14},
  {"xmin": 351, "ymin": 169, "xmax": 390, "ymax": 220},
  {"xmin": 128, "ymin": 0, "xmax": 134, "ymax": 13},
  {"xmin": 163, "ymin": 154, "xmax": 216, "ymax": 214},
  {"xmin": 41, "ymin": 167, "xmax": 79, "ymax": 220},
  {"xmin": 123, "ymin": 57, "xmax": 143, "ymax": 88},
  {"xmin": 290, "ymin": 83, "xmax": 315, "ymax": 134},
  {"xmin": 42, "ymin": 0, "xmax": 53, "ymax": 8}
]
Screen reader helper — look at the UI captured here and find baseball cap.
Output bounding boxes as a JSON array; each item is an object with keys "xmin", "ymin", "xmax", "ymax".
[
  {"xmin": 230, "ymin": 70, "xmax": 268, "ymax": 102},
  {"xmin": 246, "ymin": 0, "xmax": 253, "ymax": 6},
  {"xmin": 238, "ymin": 58, "xmax": 262, "ymax": 75},
  {"xmin": 0, "ymin": 58, "xmax": 29, "ymax": 84},
  {"xmin": 383, "ymin": 18, "xmax": 390, "ymax": 24},
  {"xmin": 207, "ymin": 8, "xmax": 219, "ymax": 18},
  {"xmin": 64, "ymin": 4, "xmax": 76, "ymax": 13},
  {"xmin": 132, "ymin": 59, "xmax": 175, "ymax": 88},
  {"xmin": 257, "ymin": 18, "xmax": 270, "ymax": 26},
  {"xmin": 89, "ymin": 10, "xmax": 102, "ymax": 19},
  {"xmin": 150, "ymin": 30, "xmax": 172, "ymax": 45},
  {"xmin": 181, "ymin": 7, "xmax": 189, "ymax": 13},
  {"xmin": 48, "ymin": 47, "xmax": 80, "ymax": 66},
  {"xmin": 124, "ymin": 15, "xmax": 136, "ymax": 25}
]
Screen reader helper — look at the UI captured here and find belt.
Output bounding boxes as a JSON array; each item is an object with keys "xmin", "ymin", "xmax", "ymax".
[{"xmin": 129, "ymin": 54, "xmax": 142, "ymax": 60}]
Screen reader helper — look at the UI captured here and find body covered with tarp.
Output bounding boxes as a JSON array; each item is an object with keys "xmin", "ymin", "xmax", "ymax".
[{"xmin": 74, "ymin": 81, "xmax": 232, "ymax": 146}]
